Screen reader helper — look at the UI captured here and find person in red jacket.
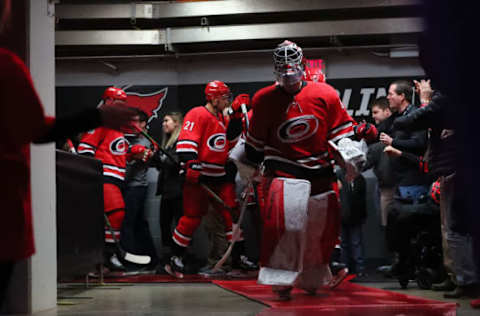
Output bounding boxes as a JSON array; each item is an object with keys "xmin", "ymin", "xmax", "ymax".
[{"xmin": 0, "ymin": 5, "xmax": 136, "ymax": 302}]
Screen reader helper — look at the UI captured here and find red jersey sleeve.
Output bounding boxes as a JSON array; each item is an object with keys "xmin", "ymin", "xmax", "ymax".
[
  {"xmin": 0, "ymin": 49, "xmax": 51, "ymax": 145},
  {"xmin": 176, "ymin": 107, "xmax": 204, "ymax": 158},
  {"xmin": 78, "ymin": 128, "xmax": 105, "ymax": 155},
  {"xmin": 246, "ymin": 90, "xmax": 268, "ymax": 153},
  {"xmin": 323, "ymin": 84, "xmax": 355, "ymax": 143}
]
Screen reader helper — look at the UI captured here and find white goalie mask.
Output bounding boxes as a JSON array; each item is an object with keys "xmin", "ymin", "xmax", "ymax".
[{"xmin": 273, "ymin": 40, "xmax": 304, "ymax": 90}]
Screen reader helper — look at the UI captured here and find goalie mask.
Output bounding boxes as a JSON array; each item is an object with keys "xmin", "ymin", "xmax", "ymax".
[{"xmin": 273, "ymin": 40, "xmax": 304, "ymax": 92}]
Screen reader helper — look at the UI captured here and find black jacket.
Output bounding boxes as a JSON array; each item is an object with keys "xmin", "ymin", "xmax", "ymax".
[
  {"xmin": 365, "ymin": 142, "xmax": 395, "ymax": 188},
  {"xmin": 389, "ymin": 104, "xmax": 428, "ymax": 186},
  {"xmin": 393, "ymin": 93, "xmax": 455, "ymax": 177},
  {"xmin": 153, "ymin": 141, "xmax": 183, "ymax": 199}
]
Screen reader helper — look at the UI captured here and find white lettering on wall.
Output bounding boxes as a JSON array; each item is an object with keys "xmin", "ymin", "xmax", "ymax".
[
  {"xmin": 337, "ymin": 89, "xmax": 353, "ymax": 116},
  {"xmin": 376, "ymin": 88, "xmax": 387, "ymax": 98},
  {"xmin": 356, "ymin": 88, "xmax": 375, "ymax": 116}
]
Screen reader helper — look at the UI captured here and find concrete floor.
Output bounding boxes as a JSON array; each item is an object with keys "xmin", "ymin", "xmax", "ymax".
[{"xmin": 9, "ymin": 280, "xmax": 479, "ymax": 316}]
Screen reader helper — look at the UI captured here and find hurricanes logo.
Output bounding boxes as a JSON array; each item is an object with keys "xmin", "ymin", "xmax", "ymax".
[
  {"xmin": 277, "ymin": 115, "xmax": 319, "ymax": 143},
  {"xmin": 207, "ymin": 133, "xmax": 226, "ymax": 152},
  {"xmin": 110, "ymin": 137, "xmax": 129, "ymax": 155}
]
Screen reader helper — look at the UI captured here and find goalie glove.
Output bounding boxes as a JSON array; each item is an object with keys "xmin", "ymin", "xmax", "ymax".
[
  {"xmin": 181, "ymin": 160, "xmax": 202, "ymax": 184},
  {"xmin": 353, "ymin": 122, "xmax": 378, "ymax": 143}
]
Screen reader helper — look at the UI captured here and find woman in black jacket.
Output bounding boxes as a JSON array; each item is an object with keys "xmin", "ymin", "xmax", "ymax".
[{"xmin": 154, "ymin": 112, "xmax": 184, "ymax": 257}]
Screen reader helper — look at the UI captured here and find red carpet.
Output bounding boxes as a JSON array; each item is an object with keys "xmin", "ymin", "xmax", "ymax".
[{"xmin": 213, "ymin": 280, "xmax": 457, "ymax": 316}]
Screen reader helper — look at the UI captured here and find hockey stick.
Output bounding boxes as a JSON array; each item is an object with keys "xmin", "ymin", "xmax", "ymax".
[
  {"xmin": 212, "ymin": 180, "xmax": 252, "ymax": 272},
  {"xmin": 241, "ymin": 103, "xmax": 249, "ymax": 131},
  {"xmin": 103, "ymin": 213, "xmax": 151, "ymax": 265},
  {"xmin": 132, "ymin": 124, "xmax": 235, "ymax": 212}
]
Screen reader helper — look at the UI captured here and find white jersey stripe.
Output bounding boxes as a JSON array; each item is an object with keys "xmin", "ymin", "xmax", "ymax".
[
  {"xmin": 329, "ymin": 130, "xmax": 355, "ymax": 143},
  {"xmin": 329, "ymin": 121, "xmax": 353, "ymax": 136},
  {"xmin": 177, "ymin": 140, "xmax": 198, "ymax": 147},
  {"xmin": 103, "ymin": 172, "xmax": 125, "ymax": 180},
  {"xmin": 264, "ymin": 155, "xmax": 327, "ymax": 170}
]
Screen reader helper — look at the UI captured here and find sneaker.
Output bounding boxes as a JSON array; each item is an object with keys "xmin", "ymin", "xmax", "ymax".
[
  {"xmin": 233, "ymin": 255, "xmax": 259, "ymax": 271},
  {"xmin": 377, "ymin": 265, "xmax": 392, "ymax": 274},
  {"xmin": 444, "ymin": 284, "xmax": 480, "ymax": 299},
  {"xmin": 198, "ymin": 267, "xmax": 226, "ymax": 278}
]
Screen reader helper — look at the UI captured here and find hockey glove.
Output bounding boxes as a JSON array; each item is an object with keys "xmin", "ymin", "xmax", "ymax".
[
  {"xmin": 229, "ymin": 94, "xmax": 250, "ymax": 120},
  {"xmin": 129, "ymin": 144, "xmax": 153, "ymax": 162},
  {"xmin": 182, "ymin": 160, "xmax": 202, "ymax": 184},
  {"xmin": 354, "ymin": 123, "xmax": 378, "ymax": 143}
]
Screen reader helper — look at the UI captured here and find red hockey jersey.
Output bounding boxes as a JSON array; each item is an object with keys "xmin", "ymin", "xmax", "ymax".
[
  {"xmin": 246, "ymin": 82, "xmax": 354, "ymax": 172},
  {"xmin": 78, "ymin": 127, "xmax": 128, "ymax": 183},
  {"xmin": 176, "ymin": 106, "xmax": 230, "ymax": 178}
]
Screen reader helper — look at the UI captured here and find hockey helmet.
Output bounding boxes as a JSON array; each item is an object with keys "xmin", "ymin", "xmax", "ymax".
[
  {"xmin": 102, "ymin": 86, "xmax": 127, "ymax": 101},
  {"xmin": 205, "ymin": 80, "xmax": 231, "ymax": 102}
]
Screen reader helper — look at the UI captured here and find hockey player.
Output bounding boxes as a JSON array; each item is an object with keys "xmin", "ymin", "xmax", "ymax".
[
  {"xmin": 78, "ymin": 87, "xmax": 138, "ymax": 271},
  {"xmin": 165, "ymin": 80, "xmax": 243, "ymax": 277},
  {"xmin": 245, "ymin": 40, "xmax": 370, "ymax": 299}
]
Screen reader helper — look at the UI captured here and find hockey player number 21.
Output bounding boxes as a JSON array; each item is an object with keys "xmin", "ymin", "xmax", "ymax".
[{"xmin": 184, "ymin": 121, "xmax": 195, "ymax": 131}]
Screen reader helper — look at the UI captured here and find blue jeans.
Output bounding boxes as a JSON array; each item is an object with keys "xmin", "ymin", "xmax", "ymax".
[
  {"xmin": 341, "ymin": 223, "xmax": 365, "ymax": 274},
  {"xmin": 397, "ymin": 185, "xmax": 428, "ymax": 203}
]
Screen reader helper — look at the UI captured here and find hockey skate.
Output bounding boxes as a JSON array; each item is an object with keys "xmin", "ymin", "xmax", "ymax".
[
  {"xmin": 164, "ymin": 256, "xmax": 185, "ymax": 279},
  {"xmin": 327, "ymin": 267, "xmax": 349, "ymax": 289},
  {"xmin": 232, "ymin": 255, "xmax": 259, "ymax": 271},
  {"xmin": 272, "ymin": 285, "xmax": 293, "ymax": 301}
]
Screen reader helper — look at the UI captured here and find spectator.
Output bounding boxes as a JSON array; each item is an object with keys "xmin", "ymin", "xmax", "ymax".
[
  {"xmin": 393, "ymin": 83, "xmax": 478, "ymax": 298},
  {"xmin": 381, "ymin": 80, "xmax": 429, "ymax": 202},
  {"xmin": 153, "ymin": 112, "xmax": 183, "ymax": 263},
  {"xmin": 0, "ymin": 0, "xmax": 136, "ymax": 303},
  {"xmin": 364, "ymin": 97, "xmax": 396, "ymax": 227},
  {"xmin": 121, "ymin": 110, "xmax": 158, "ymax": 270},
  {"xmin": 337, "ymin": 168, "xmax": 367, "ymax": 279}
]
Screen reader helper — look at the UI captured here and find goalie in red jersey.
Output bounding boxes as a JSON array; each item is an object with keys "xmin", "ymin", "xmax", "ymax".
[{"xmin": 245, "ymin": 40, "xmax": 374, "ymax": 299}]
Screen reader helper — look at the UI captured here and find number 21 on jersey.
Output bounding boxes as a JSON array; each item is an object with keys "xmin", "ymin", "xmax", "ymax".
[{"xmin": 184, "ymin": 121, "xmax": 195, "ymax": 131}]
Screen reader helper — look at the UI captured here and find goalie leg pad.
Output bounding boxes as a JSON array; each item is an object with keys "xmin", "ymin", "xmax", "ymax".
[
  {"xmin": 258, "ymin": 177, "xmax": 311, "ymax": 286},
  {"xmin": 296, "ymin": 190, "xmax": 340, "ymax": 290}
]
